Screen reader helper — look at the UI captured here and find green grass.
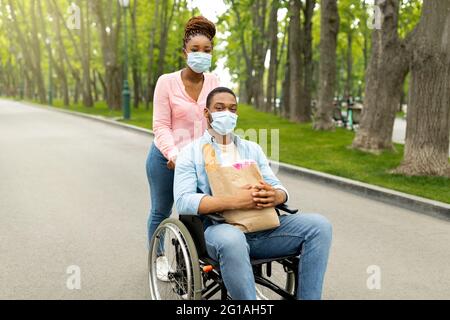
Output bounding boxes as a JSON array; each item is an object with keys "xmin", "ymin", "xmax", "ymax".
[{"xmin": 50, "ymin": 100, "xmax": 450, "ymax": 204}]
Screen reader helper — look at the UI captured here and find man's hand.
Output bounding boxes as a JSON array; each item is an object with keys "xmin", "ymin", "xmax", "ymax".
[
  {"xmin": 198, "ymin": 184, "xmax": 260, "ymax": 214},
  {"xmin": 234, "ymin": 184, "xmax": 263, "ymax": 210},
  {"xmin": 198, "ymin": 182, "xmax": 286, "ymax": 215},
  {"xmin": 252, "ymin": 180, "xmax": 287, "ymax": 208}
]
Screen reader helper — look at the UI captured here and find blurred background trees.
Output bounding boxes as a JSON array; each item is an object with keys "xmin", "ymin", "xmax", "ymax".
[{"xmin": 1, "ymin": 0, "xmax": 448, "ymax": 177}]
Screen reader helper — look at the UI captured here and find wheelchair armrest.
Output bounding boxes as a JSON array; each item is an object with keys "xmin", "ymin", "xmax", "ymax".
[
  {"xmin": 204, "ymin": 213, "xmax": 226, "ymax": 223},
  {"xmin": 276, "ymin": 203, "xmax": 299, "ymax": 215}
]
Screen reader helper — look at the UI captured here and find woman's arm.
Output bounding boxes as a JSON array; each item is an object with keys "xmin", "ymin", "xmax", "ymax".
[{"xmin": 153, "ymin": 75, "xmax": 179, "ymax": 161}]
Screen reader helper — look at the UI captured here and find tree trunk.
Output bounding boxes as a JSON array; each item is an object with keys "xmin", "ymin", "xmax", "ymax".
[
  {"xmin": 345, "ymin": 31, "xmax": 353, "ymax": 98},
  {"xmin": 92, "ymin": 69, "xmax": 99, "ymax": 102},
  {"xmin": 156, "ymin": 0, "xmax": 178, "ymax": 80},
  {"xmin": 131, "ymin": 0, "xmax": 141, "ymax": 108},
  {"xmin": 80, "ymin": 0, "xmax": 93, "ymax": 107},
  {"xmin": 362, "ymin": 0, "xmax": 369, "ymax": 73},
  {"xmin": 93, "ymin": 0, "xmax": 122, "ymax": 110},
  {"xmin": 281, "ymin": 20, "xmax": 291, "ymax": 119},
  {"xmin": 38, "ymin": 0, "xmax": 70, "ymax": 106},
  {"xmin": 288, "ymin": 0, "xmax": 305, "ymax": 122},
  {"xmin": 301, "ymin": 0, "xmax": 316, "ymax": 121},
  {"xmin": 231, "ymin": 0, "xmax": 254, "ymax": 105},
  {"xmin": 394, "ymin": 0, "xmax": 450, "ymax": 177},
  {"xmin": 313, "ymin": 0, "xmax": 339, "ymax": 130},
  {"xmin": 265, "ymin": 0, "xmax": 279, "ymax": 113},
  {"xmin": 352, "ymin": 0, "xmax": 410, "ymax": 152},
  {"xmin": 145, "ymin": 0, "xmax": 160, "ymax": 108},
  {"xmin": 251, "ymin": 0, "xmax": 268, "ymax": 110}
]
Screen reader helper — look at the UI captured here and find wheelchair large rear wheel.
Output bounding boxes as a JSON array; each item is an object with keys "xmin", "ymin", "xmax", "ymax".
[{"xmin": 148, "ymin": 218, "xmax": 202, "ymax": 300}]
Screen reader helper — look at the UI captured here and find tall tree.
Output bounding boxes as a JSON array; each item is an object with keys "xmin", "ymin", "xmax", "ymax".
[
  {"xmin": 93, "ymin": 0, "xmax": 122, "ymax": 110},
  {"xmin": 156, "ymin": 0, "xmax": 178, "ymax": 81},
  {"xmin": 131, "ymin": 0, "xmax": 141, "ymax": 108},
  {"xmin": 344, "ymin": 30, "xmax": 353, "ymax": 98},
  {"xmin": 265, "ymin": 0, "xmax": 279, "ymax": 112},
  {"xmin": 79, "ymin": 0, "xmax": 94, "ymax": 107},
  {"xmin": 251, "ymin": 0, "xmax": 268, "ymax": 110},
  {"xmin": 38, "ymin": 0, "xmax": 69, "ymax": 106},
  {"xmin": 301, "ymin": 0, "xmax": 316, "ymax": 120},
  {"xmin": 313, "ymin": 0, "xmax": 339, "ymax": 130},
  {"xmin": 145, "ymin": 0, "xmax": 160, "ymax": 108},
  {"xmin": 352, "ymin": 0, "xmax": 410, "ymax": 152},
  {"xmin": 288, "ymin": 0, "xmax": 306, "ymax": 122},
  {"xmin": 230, "ymin": 0, "xmax": 254, "ymax": 104},
  {"xmin": 394, "ymin": 0, "xmax": 450, "ymax": 176}
]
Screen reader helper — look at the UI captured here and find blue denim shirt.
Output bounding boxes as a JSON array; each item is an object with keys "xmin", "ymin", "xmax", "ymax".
[{"xmin": 173, "ymin": 130, "xmax": 289, "ymax": 217}]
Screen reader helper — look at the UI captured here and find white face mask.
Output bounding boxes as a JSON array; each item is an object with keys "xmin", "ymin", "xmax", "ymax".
[
  {"xmin": 209, "ymin": 110, "xmax": 238, "ymax": 135},
  {"xmin": 186, "ymin": 52, "xmax": 212, "ymax": 74}
]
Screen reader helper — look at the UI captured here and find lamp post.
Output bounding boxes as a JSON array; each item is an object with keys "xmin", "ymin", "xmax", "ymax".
[
  {"xmin": 119, "ymin": 0, "xmax": 130, "ymax": 120},
  {"xmin": 45, "ymin": 38, "xmax": 53, "ymax": 106}
]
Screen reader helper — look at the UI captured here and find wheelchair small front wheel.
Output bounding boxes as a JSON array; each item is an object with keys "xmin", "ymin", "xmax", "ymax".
[{"xmin": 148, "ymin": 218, "xmax": 202, "ymax": 300}]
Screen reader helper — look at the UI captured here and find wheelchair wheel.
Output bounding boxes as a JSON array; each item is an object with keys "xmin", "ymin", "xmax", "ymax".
[{"xmin": 148, "ymin": 218, "xmax": 202, "ymax": 300}]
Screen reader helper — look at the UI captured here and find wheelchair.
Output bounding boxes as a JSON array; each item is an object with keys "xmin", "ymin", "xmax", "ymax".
[{"xmin": 148, "ymin": 204, "xmax": 301, "ymax": 300}]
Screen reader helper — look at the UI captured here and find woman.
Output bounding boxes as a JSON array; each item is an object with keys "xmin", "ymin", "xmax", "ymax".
[{"xmin": 146, "ymin": 16, "xmax": 220, "ymax": 278}]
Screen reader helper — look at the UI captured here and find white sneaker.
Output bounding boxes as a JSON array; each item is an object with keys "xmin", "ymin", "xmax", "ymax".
[{"xmin": 156, "ymin": 256, "xmax": 174, "ymax": 282}]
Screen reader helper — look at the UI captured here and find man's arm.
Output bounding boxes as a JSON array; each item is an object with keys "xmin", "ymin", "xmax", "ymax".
[{"xmin": 174, "ymin": 146, "xmax": 208, "ymax": 215}]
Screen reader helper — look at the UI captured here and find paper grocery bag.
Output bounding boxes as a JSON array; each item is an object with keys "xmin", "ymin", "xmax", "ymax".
[{"xmin": 203, "ymin": 144, "xmax": 280, "ymax": 233}]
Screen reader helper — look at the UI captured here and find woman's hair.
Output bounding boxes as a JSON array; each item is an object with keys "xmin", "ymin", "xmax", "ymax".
[{"xmin": 183, "ymin": 16, "xmax": 216, "ymax": 49}]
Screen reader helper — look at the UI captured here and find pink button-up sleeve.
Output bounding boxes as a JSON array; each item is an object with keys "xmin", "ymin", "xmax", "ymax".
[{"xmin": 152, "ymin": 75, "xmax": 179, "ymax": 160}]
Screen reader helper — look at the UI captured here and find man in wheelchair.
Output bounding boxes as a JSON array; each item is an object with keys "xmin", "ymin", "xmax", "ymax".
[{"xmin": 173, "ymin": 87, "xmax": 332, "ymax": 300}]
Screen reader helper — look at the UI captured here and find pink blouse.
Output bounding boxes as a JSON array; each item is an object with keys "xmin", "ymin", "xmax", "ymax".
[{"xmin": 152, "ymin": 70, "xmax": 220, "ymax": 160}]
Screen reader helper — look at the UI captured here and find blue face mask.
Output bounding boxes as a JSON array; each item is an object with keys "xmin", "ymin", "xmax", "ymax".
[
  {"xmin": 210, "ymin": 111, "xmax": 238, "ymax": 135},
  {"xmin": 187, "ymin": 52, "xmax": 212, "ymax": 74}
]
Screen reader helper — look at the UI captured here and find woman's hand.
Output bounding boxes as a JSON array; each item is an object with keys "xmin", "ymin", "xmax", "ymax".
[{"xmin": 167, "ymin": 156, "xmax": 177, "ymax": 170}]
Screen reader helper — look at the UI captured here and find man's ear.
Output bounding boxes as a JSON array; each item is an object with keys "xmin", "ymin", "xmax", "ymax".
[{"xmin": 204, "ymin": 108, "xmax": 212, "ymax": 125}]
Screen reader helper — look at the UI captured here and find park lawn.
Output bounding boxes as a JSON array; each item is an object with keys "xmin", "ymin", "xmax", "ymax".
[{"xmin": 51, "ymin": 100, "xmax": 450, "ymax": 204}]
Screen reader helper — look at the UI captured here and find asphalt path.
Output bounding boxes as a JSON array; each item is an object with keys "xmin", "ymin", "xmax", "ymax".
[{"xmin": 1, "ymin": 99, "xmax": 449, "ymax": 299}]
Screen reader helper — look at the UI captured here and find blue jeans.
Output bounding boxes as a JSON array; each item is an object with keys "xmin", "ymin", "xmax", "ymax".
[
  {"xmin": 204, "ymin": 213, "xmax": 332, "ymax": 300},
  {"xmin": 146, "ymin": 143, "xmax": 174, "ymax": 245}
]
